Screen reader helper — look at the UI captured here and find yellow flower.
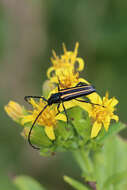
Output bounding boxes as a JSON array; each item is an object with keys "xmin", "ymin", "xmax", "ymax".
[
  {"xmin": 47, "ymin": 42, "xmax": 85, "ymax": 79},
  {"xmin": 4, "ymin": 101, "xmax": 24, "ymax": 122},
  {"xmin": 22, "ymin": 98, "xmax": 66, "ymax": 140},
  {"xmin": 49, "ymin": 67, "xmax": 88, "ymax": 89},
  {"xmin": 79, "ymin": 92, "xmax": 119, "ymax": 138}
]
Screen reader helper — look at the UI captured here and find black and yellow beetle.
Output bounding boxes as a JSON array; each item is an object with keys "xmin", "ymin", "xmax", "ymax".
[{"xmin": 25, "ymin": 81, "xmax": 98, "ymax": 149}]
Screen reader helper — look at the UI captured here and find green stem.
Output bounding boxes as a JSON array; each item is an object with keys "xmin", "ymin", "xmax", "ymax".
[
  {"xmin": 79, "ymin": 148, "xmax": 93, "ymax": 173},
  {"xmin": 73, "ymin": 148, "xmax": 95, "ymax": 181}
]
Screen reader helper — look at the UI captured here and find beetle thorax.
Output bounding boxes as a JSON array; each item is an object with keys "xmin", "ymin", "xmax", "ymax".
[{"xmin": 48, "ymin": 93, "xmax": 61, "ymax": 105}]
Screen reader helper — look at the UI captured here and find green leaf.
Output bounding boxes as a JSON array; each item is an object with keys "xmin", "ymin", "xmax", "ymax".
[
  {"xmin": 29, "ymin": 125, "xmax": 53, "ymax": 147},
  {"xmin": 94, "ymin": 135, "xmax": 127, "ymax": 190},
  {"xmin": 103, "ymin": 170, "xmax": 127, "ymax": 189},
  {"xmin": 67, "ymin": 106, "xmax": 84, "ymax": 121},
  {"xmin": 67, "ymin": 107, "xmax": 92, "ymax": 144},
  {"xmin": 55, "ymin": 120, "xmax": 75, "ymax": 141},
  {"xmin": 64, "ymin": 176, "xmax": 91, "ymax": 190},
  {"xmin": 14, "ymin": 175, "xmax": 46, "ymax": 190}
]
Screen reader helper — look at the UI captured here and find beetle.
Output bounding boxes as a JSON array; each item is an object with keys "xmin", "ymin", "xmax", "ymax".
[{"xmin": 25, "ymin": 82, "xmax": 99, "ymax": 150}]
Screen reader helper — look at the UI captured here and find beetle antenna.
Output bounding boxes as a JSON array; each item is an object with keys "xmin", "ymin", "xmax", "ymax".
[
  {"xmin": 24, "ymin": 96, "xmax": 48, "ymax": 104},
  {"xmin": 28, "ymin": 104, "xmax": 48, "ymax": 150}
]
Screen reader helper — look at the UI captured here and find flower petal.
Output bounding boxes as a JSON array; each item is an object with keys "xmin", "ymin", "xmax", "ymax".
[
  {"xmin": 55, "ymin": 113, "xmax": 67, "ymax": 122},
  {"xmin": 49, "ymin": 76, "xmax": 59, "ymax": 85},
  {"xmin": 87, "ymin": 92, "xmax": 102, "ymax": 105},
  {"xmin": 44, "ymin": 126, "xmax": 55, "ymax": 140},
  {"xmin": 29, "ymin": 98, "xmax": 39, "ymax": 108},
  {"xmin": 78, "ymin": 77, "xmax": 89, "ymax": 84},
  {"xmin": 110, "ymin": 97, "xmax": 119, "ymax": 107},
  {"xmin": 111, "ymin": 114, "xmax": 119, "ymax": 122},
  {"xmin": 64, "ymin": 100, "xmax": 77, "ymax": 109},
  {"xmin": 47, "ymin": 67, "xmax": 55, "ymax": 79},
  {"xmin": 74, "ymin": 42, "xmax": 79, "ymax": 56},
  {"xmin": 21, "ymin": 115, "xmax": 33, "ymax": 125},
  {"xmin": 4, "ymin": 101, "xmax": 24, "ymax": 121},
  {"xmin": 75, "ymin": 57, "xmax": 84, "ymax": 71},
  {"xmin": 91, "ymin": 121, "xmax": 102, "ymax": 138},
  {"xmin": 57, "ymin": 100, "xmax": 77, "ymax": 113},
  {"xmin": 75, "ymin": 100, "xmax": 92, "ymax": 115},
  {"xmin": 103, "ymin": 116, "xmax": 110, "ymax": 131}
]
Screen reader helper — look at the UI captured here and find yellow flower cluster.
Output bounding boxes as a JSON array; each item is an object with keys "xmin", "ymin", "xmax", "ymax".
[
  {"xmin": 47, "ymin": 42, "xmax": 88, "ymax": 89},
  {"xmin": 79, "ymin": 92, "xmax": 119, "ymax": 137},
  {"xmin": 4, "ymin": 42, "xmax": 119, "ymax": 142},
  {"xmin": 22, "ymin": 99, "xmax": 66, "ymax": 140},
  {"xmin": 46, "ymin": 42, "xmax": 119, "ymax": 138},
  {"xmin": 4, "ymin": 101, "xmax": 24, "ymax": 122}
]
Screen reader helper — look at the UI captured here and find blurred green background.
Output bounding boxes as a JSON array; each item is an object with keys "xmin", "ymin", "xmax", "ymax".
[{"xmin": 0, "ymin": 1, "xmax": 127, "ymax": 189}]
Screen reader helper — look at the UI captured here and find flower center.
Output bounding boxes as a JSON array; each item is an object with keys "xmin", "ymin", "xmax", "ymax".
[
  {"xmin": 57, "ymin": 70, "xmax": 79, "ymax": 89},
  {"xmin": 33, "ymin": 104, "xmax": 57, "ymax": 127},
  {"xmin": 92, "ymin": 106, "xmax": 110, "ymax": 123}
]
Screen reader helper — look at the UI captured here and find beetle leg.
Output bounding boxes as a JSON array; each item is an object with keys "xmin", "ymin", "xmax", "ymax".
[
  {"xmin": 56, "ymin": 103, "xmax": 61, "ymax": 115},
  {"xmin": 62, "ymin": 102, "xmax": 69, "ymax": 125},
  {"xmin": 75, "ymin": 82, "xmax": 88, "ymax": 87}
]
